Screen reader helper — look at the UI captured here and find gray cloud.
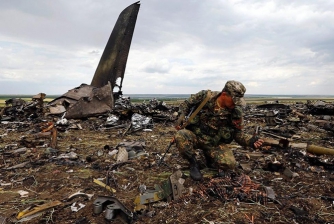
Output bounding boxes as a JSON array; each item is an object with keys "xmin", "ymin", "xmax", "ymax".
[{"xmin": 0, "ymin": 0, "xmax": 334, "ymax": 95}]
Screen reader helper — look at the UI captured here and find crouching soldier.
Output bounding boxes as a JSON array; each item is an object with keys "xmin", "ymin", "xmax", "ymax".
[{"xmin": 174, "ymin": 80, "xmax": 263, "ymax": 181}]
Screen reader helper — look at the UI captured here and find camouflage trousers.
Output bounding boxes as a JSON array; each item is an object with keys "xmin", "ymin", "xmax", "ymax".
[{"xmin": 174, "ymin": 129, "xmax": 236, "ymax": 170}]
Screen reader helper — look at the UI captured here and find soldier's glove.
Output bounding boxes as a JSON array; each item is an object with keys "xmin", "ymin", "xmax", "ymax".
[
  {"xmin": 175, "ymin": 112, "xmax": 185, "ymax": 130},
  {"xmin": 249, "ymin": 136, "xmax": 259, "ymax": 149}
]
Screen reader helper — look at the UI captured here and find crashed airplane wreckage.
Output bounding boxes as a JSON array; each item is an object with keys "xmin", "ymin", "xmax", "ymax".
[{"xmin": 47, "ymin": 1, "xmax": 140, "ymax": 119}]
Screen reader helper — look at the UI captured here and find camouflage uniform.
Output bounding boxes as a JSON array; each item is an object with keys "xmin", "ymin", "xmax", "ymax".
[{"xmin": 175, "ymin": 81, "xmax": 253, "ymax": 170}]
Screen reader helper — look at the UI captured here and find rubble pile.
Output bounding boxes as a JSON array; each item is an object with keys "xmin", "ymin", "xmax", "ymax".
[{"xmin": 1, "ymin": 96, "xmax": 334, "ymax": 223}]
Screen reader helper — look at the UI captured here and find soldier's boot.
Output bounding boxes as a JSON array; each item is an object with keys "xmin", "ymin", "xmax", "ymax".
[{"xmin": 188, "ymin": 156, "xmax": 203, "ymax": 181}]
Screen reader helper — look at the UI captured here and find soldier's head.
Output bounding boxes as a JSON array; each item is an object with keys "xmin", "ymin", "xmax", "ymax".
[{"xmin": 222, "ymin": 80, "xmax": 246, "ymax": 107}]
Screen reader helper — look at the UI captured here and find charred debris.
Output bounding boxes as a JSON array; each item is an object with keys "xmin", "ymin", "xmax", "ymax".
[{"xmin": 2, "ymin": 94, "xmax": 334, "ymax": 223}]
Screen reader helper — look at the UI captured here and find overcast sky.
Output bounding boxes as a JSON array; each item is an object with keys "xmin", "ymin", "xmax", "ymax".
[{"xmin": 1, "ymin": 0, "xmax": 334, "ymax": 95}]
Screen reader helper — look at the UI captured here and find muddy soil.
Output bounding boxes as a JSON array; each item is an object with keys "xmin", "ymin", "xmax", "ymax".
[{"xmin": 1, "ymin": 105, "xmax": 334, "ymax": 224}]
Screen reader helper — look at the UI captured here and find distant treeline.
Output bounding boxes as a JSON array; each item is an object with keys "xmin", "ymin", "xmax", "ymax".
[
  {"xmin": 1, "ymin": 94, "xmax": 334, "ymax": 101},
  {"xmin": 0, "ymin": 95, "xmax": 60, "ymax": 100},
  {"xmin": 0, "ymin": 94, "xmax": 188, "ymax": 102}
]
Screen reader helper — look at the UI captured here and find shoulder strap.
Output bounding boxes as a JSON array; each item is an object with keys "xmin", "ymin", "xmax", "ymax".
[{"xmin": 181, "ymin": 90, "xmax": 212, "ymax": 128}]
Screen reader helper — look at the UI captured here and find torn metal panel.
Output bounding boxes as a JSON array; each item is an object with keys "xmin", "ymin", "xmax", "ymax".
[
  {"xmin": 93, "ymin": 196, "xmax": 133, "ymax": 223},
  {"xmin": 91, "ymin": 1, "xmax": 141, "ymax": 94},
  {"xmin": 114, "ymin": 96, "xmax": 132, "ymax": 109},
  {"xmin": 5, "ymin": 98, "xmax": 26, "ymax": 107},
  {"xmin": 32, "ymin": 93, "xmax": 46, "ymax": 100},
  {"xmin": 307, "ymin": 156, "xmax": 334, "ymax": 171},
  {"xmin": 68, "ymin": 191, "xmax": 94, "ymax": 201},
  {"xmin": 257, "ymin": 103, "xmax": 292, "ymax": 118},
  {"xmin": 134, "ymin": 171, "xmax": 186, "ymax": 211},
  {"xmin": 48, "ymin": 84, "xmax": 95, "ymax": 107},
  {"xmin": 46, "ymin": 105, "xmax": 66, "ymax": 115},
  {"xmin": 264, "ymin": 110, "xmax": 283, "ymax": 126},
  {"xmin": 263, "ymin": 186, "xmax": 276, "ymax": 200},
  {"xmin": 130, "ymin": 113, "xmax": 153, "ymax": 131},
  {"xmin": 46, "ymin": 83, "xmax": 113, "ymax": 118},
  {"xmin": 307, "ymin": 100, "xmax": 334, "ymax": 115},
  {"xmin": 169, "ymin": 170, "xmax": 185, "ymax": 200},
  {"xmin": 65, "ymin": 82, "xmax": 113, "ymax": 119}
]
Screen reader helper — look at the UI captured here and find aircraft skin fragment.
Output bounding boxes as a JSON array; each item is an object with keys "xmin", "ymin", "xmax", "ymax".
[{"xmin": 65, "ymin": 82, "xmax": 113, "ymax": 119}]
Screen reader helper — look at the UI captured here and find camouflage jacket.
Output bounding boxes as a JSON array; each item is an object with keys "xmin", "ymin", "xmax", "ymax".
[{"xmin": 178, "ymin": 90, "xmax": 253, "ymax": 147}]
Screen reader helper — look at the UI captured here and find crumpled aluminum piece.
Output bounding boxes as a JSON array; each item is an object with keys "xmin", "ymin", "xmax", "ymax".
[
  {"xmin": 56, "ymin": 118, "xmax": 68, "ymax": 126},
  {"xmin": 114, "ymin": 96, "xmax": 132, "ymax": 109},
  {"xmin": 131, "ymin": 113, "xmax": 153, "ymax": 131},
  {"xmin": 116, "ymin": 147, "xmax": 128, "ymax": 162},
  {"xmin": 70, "ymin": 202, "xmax": 85, "ymax": 212},
  {"xmin": 106, "ymin": 115, "xmax": 119, "ymax": 126}
]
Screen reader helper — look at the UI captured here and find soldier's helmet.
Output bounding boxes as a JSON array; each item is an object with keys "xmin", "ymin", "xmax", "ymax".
[{"xmin": 222, "ymin": 80, "xmax": 246, "ymax": 106}]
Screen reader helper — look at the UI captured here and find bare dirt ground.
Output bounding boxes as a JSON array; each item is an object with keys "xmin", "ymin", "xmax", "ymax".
[{"xmin": 1, "ymin": 101, "xmax": 334, "ymax": 224}]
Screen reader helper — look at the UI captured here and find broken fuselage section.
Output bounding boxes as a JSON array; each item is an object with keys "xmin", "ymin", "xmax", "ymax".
[{"xmin": 46, "ymin": 2, "xmax": 140, "ymax": 119}]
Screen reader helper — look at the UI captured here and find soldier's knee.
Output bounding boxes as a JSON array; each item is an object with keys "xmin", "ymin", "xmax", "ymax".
[
  {"xmin": 175, "ymin": 129, "xmax": 197, "ymax": 156},
  {"xmin": 175, "ymin": 129, "xmax": 195, "ymax": 144},
  {"xmin": 174, "ymin": 129, "xmax": 186, "ymax": 142}
]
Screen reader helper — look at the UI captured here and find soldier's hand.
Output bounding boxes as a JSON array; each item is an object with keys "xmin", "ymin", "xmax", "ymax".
[{"xmin": 253, "ymin": 138, "xmax": 264, "ymax": 149}]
